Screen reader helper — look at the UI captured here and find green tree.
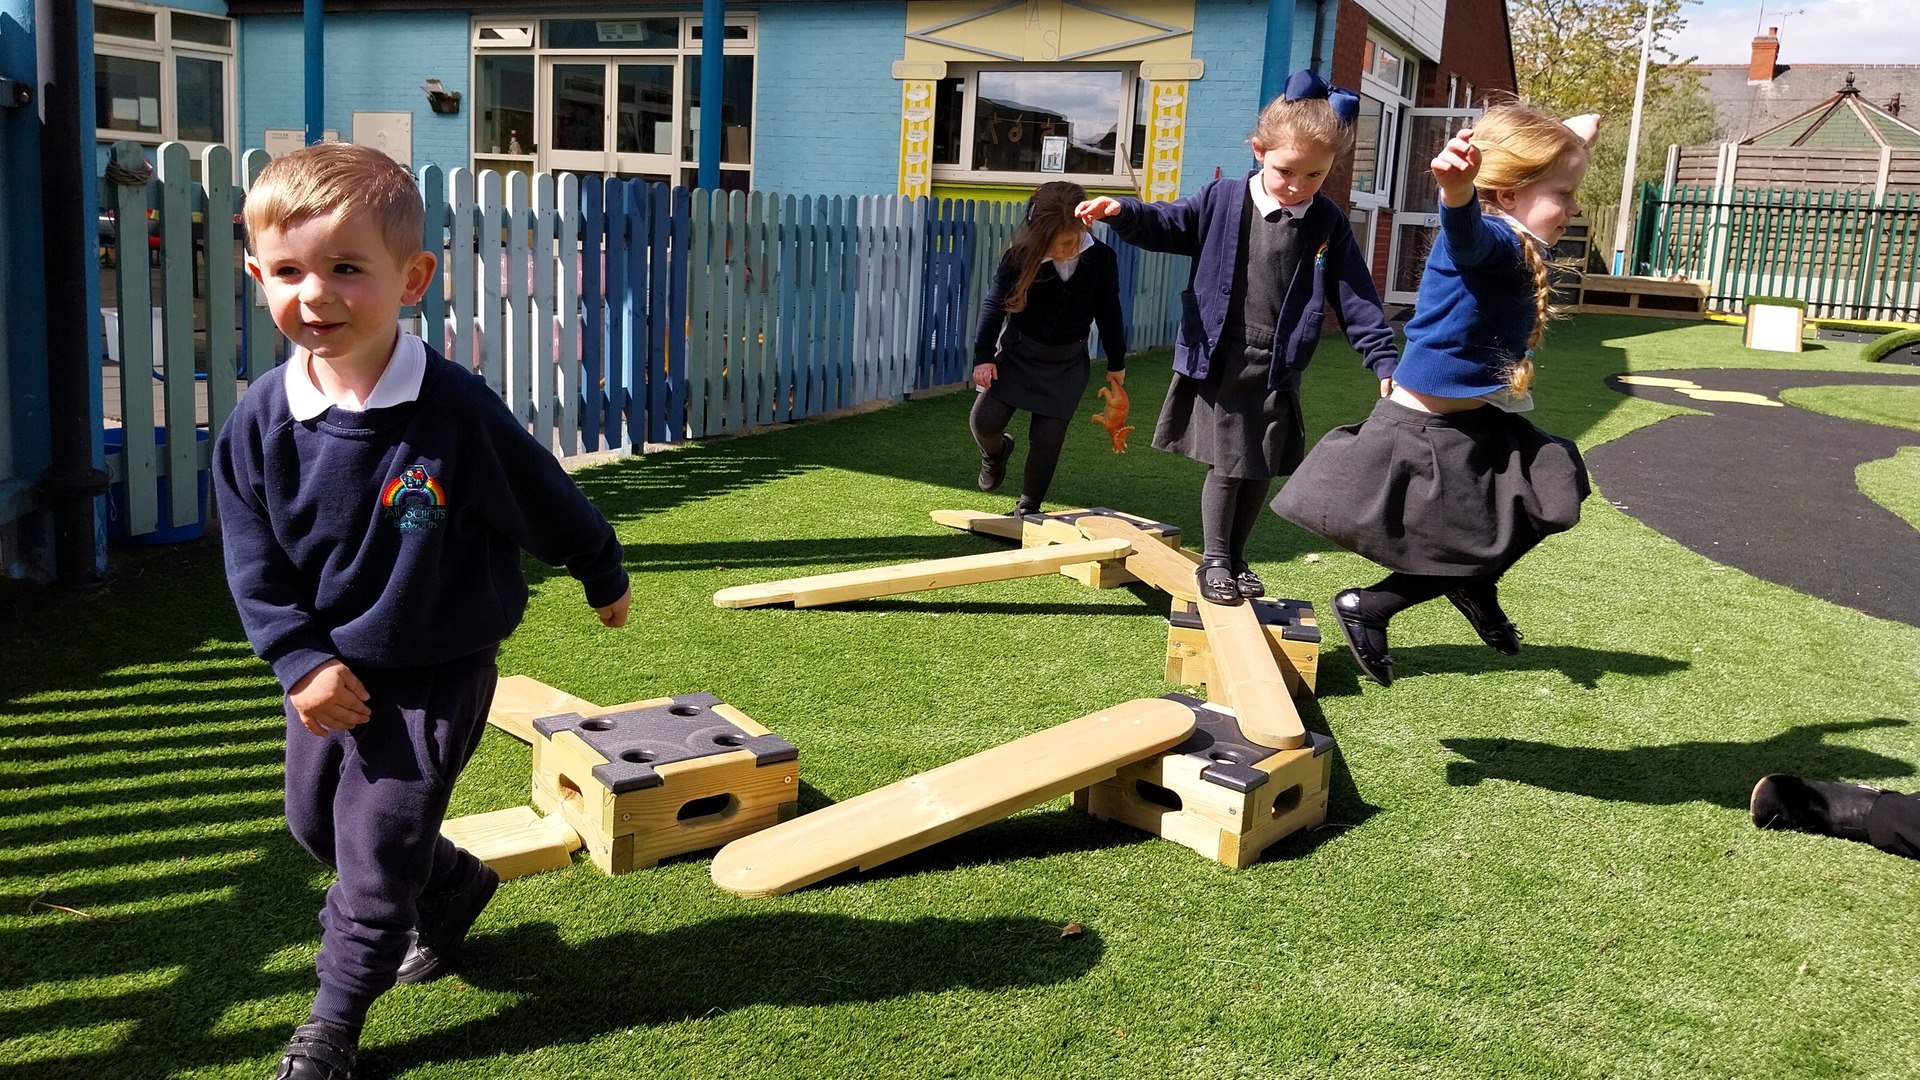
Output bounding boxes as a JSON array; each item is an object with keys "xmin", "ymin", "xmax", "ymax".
[{"xmin": 1509, "ymin": 0, "xmax": 1713, "ymax": 204}]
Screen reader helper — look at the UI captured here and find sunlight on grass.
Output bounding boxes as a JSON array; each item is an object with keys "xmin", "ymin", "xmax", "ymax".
[
  {"xmin": 1780, "ymin": 383, "xmax": 1920, "ymax": 433},
  {"xmin": 1859, "ymin": 447, "xmax": 1920, "ymax": 531}
]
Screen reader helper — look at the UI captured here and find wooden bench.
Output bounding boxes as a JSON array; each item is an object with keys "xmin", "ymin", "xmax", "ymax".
[{"xmin": 1577, "ymin": 275, "xmax": 1709, "ymax": 320}]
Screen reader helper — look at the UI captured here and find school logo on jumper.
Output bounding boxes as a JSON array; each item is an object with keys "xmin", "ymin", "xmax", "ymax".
[
  {"xmin": 1314, "ymin": 243, "xmax": 1328, "ymax": 267},
  {"xmin": 382, "ymin": 463, "xmax": 447, "ymax": 531}
]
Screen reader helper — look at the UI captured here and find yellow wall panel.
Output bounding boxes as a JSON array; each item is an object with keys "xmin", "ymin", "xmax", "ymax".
[{"xmin": 906, "ymin": 0, "xmax": 1195, "ymax": 64}]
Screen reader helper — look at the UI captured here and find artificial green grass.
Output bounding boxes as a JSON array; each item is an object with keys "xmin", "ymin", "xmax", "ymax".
[
  {"xmin": 1779, "ymin": 383, "xmax": 1920, "ymax": 434},
  {"xmin": 5, "ymin": 314, "xmax": 1920, "ymax": 1079},
  {"xmin": 1858, "ymin": 447, "xmax": 1920, "ymax": 531}
]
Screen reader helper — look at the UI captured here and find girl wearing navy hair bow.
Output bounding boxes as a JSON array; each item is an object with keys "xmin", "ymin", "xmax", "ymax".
[{"xmin": 1078, "ymin": 71, "xmax": 1399, "ymax": 607}]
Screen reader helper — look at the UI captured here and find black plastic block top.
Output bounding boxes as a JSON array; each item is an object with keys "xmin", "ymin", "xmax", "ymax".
[
  {"xmin": 533, "ymin": 691, "xmax": 798, "ymax": 794},
  {"xmin": 1158, "ymin": 693, "xmax": 1335, "ymax": 793},
  {"xmin": 1167, "ymin": 597, "xmax": 1321, "ymax": 643}
]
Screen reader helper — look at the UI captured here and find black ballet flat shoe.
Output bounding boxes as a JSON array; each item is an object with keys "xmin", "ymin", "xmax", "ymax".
[
  {"xmin": 1750, "ymin": 774, "xmax": 1882, "ymax": 843},
  {"xmin": 1445, "ymin": 589, "xmax": 1522, "ymax": 655},
  {"xmin": 273, "ymin": 1022, "xmax": 358, "ymax": 1080},
  {"xmin": 978, "ymin": 434, "xmax": 1015, "ymax": 492},
  {"xmin": 1012, "ymin": 497, "xmax": 1042, "ymax": 518},
  {"xmin": 1231, "ymin": 564, "xmax": 1265, "ymax": 599},
  {"xmin": 1196, "ymin": 558, "xmax": 1243, "ymax": 606},
  {"xmin": 1332, "ymin": 589, "xmax": 1394, "ymax": 687}
]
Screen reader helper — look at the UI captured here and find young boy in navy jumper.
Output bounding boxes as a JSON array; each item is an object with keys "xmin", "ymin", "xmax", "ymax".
[
  {"xmin": 1077, "ymin": 70, "xmax": 1399, "ymax": 606},
  {"xmin": 214, "ymin": 142, "xmax": 631, "ymax": 1079}
]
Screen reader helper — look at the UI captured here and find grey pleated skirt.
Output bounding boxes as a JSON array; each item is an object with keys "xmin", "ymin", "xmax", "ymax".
[
  {"xmin": 1270, "ymin": 397, "xmax": 1590, "ymax": 577},
  {"xmin": 987, "ymin": 328, "xmax": 1093, "ymax": 421},
  {"xmin": 1152, "ymin": 336, "xmax": 1305, "ymax": 480}
]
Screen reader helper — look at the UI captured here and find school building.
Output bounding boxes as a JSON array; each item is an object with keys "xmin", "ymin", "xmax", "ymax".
[{"xmin": 2, "ymin": 0, "xmax": 1514, "ymax": 582}]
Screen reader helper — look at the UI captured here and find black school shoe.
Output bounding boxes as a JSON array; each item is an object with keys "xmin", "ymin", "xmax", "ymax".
[
  {"xmin": 1332, "ymin": 589, "xmax": 1394, "ymax": 687},
  {"xmin": 978, "ymin": 435, "xmax": 1015, "ymax": 492},
  {"xmin": 1750, "ymin": 774, "xmax": 1882, "ymax": 843},
  {"xmin": 274, "ymin": 1021, "xmax": 358, "ymax": 1080},
  {"xmin": 1445, "ymin": 588, "xmax": 1522, "ymax": 655},
  {"xmin": 1231, "ymin": 564, "xmax": 1265, "ymax": 599},
  {"xmin": 395, "ymin": 861, "xmax": 500, "ymax": 985},
  {"xmin": 1195, "ymin": 557, "xmax": 1243, "ymax": 606}
]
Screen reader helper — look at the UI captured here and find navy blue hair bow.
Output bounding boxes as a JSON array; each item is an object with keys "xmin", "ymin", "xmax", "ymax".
[{"xmin": 1283, "ymin": 69, "xmax": 1360, "ymax": 126}]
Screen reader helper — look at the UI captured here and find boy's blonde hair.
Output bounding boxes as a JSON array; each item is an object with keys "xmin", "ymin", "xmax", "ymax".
[
  {"xmin": 1467, "ymin": 103, "xmax": 1589, "ymax": 395},
  {"xmin": 243, "ymin": 142, "xmax": 424, "ymax": 262},
  {"xmin": 1250, "ymin": 96, "xmax": 1356, "ymax": 157}
]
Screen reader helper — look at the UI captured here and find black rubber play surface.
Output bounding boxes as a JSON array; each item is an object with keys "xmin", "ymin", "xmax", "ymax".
[{"xmin": 1586, "ymin": 369, "xmax": 1918, "ymax": 627}]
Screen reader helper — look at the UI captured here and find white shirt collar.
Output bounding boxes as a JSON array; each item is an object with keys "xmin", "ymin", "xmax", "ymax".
[
  {"xmin": 285, "ymin": 330, "xmax": 427, "ymax": 420},
  {"xmin": 1047, "ymin": 231, "xmax": 1096, "ymax": 280},
  {"xmin": 1247, "ymin": 174, "xmax": 1310, "ymax": 220}
]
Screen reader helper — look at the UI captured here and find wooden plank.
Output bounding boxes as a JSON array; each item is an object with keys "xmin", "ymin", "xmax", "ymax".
[
  {"xmin": 449, "ymin": 169, "xmax": 477, "ymax": 376},
  {"xmin": 531, "ymin": 172, "xmax": 558, "ymax": 448},
  {"xmin": 476, "ymin": 170, "xmax": 506, "ymax": 397},
  {"xmin": 441, "ymin": 806, "xmax": 582, "ymax": 882},
  {"xmin": 201, "ymin": 144, "xmax": 238, "ymax": 428},
  {"xmin": 417, "ymin": 164, "xmax": 447, "ymax": 357},
  {"xmin": 666, "ymin": 185, "xmax": 691, "ymax": 440},
  {"xmin": 578, "ymin": 178, "xmax": 604, "ymax": 449},
  {"xmin": 1195, "ymin": 599, "xmax": 1306, "ymax": 749},
  {"xmin": 710, "ymin": 697, "xmax": 1196, "ymax": 897},
  {"xmin": 712, "ymin": 536, "xmax": 1133, "ymax": 609},
  {"xmin": 929, "ymin": 508, "xmax": 1024, "ymax": 540},
  {"xmin": 156, "ymin": 143, "xmax": 198, "ymax": 531},
  {"xmin": 556, "ymin": 173, "xmax": 582, "ymax": 455},
  {"xmin": 1067, "ymin": 514, "xmax": 1199, "ymax": 601},
  {"xmin": 109, "ymin": 143, "xmax": 158, "ymax": 535},
  {"xmin": 505, "ymin": 172, "xmax": 533, "ymax": 427}
]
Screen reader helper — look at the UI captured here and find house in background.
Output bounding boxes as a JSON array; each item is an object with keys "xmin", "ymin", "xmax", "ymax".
[{"xmin": 1692, "ymin": 27, "xmax": 1917, "ymax": 147}]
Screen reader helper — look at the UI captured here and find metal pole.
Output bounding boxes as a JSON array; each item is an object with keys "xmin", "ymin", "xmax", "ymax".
[
  {"xmin": 699, "ymin": 0, "xmax": 723, "ymax": 189},
  {"xmin": 1611, "ymin": 0, "xmax": 1655, "ymax": 274},
  {"xmin": 305, "ymin": 0, "xmax": 324, "ymax": 145},
  {"xmin": 42, "ymin": 0, "xmax": 107, "ymax": 587}
]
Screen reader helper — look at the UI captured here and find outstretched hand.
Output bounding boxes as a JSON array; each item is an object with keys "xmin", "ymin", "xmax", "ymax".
[
  {"xmin": 1075, "ymin": 198, "xmax": 1122, "ymax": 227},
  {"xmin": 1431, "ymin": 128, "xmax": 1480, "ymax": 208},
  {"xmin": 1563, "ymin": 113, "xmax": 1604, "ymax": 146}
]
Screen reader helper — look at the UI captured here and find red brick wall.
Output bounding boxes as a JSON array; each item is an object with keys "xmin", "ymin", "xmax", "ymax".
[
  {"xmin": 1324, "ymin": 0, "xmax": 1372, "ymax": 204},
  {"xmin": 1371, "ymin": 207, "xmax": 1394, "ymax": 295},
  {"xmin": 1424, "ymin": 0, "xmax": 1518, "ymax": 107}
]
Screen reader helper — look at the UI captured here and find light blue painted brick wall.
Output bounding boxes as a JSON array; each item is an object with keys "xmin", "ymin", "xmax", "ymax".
[
  {"xmin": 753, "ymin": 3, "xmax": 904, "ymax": 197},
  {"xmin": 1186, "ymin": 0, "xmax": 1330, "ymax": 196},
  {"xmin": 238, "ymin": 13, "xmax": 470, "ymax": 171},
  {"xmin": 156, "ymin": 0, "xmax": 228, "ymax": 16}
]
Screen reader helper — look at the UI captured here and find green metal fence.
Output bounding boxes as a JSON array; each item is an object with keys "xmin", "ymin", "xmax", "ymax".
[{"xmin": 1641, "ymin": 184, "xmax": 1920, "ymax": 321}]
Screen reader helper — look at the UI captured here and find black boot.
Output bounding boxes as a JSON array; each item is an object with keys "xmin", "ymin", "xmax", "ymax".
[
  {"xmin": 1332, "ymin": 589, "xmax": 1394, "ymax": 687},
  {"xmin": 1446, "ymin": 587, "xmax": 1522, "ymax": 655},
  {"xmin": 273, "ymin": 1021, "xmax": 358, "ymax": 1080},
  {"xmin": 1750, "ymin": 774, "xmax": 1882, "ymax": 842},
  {"xmin": 978, "ymin": 434, "xmax": 1014, "ymax": 492},
  {"xmin": 395, "ymin": 860, "xmax": 500, "ymax": 985}
]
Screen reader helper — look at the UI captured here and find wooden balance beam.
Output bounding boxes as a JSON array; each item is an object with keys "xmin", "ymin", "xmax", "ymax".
[
  {"xmin": 710, "ymin": 697, "xmax": 1196, "ymax": 897},
  {"xmin": 1067, "ymin": 514, "xmax": 1199, "ymax": 602},
  {"xmin": 1194, "ymin": 598, "xmax": 1306, "ymax": 749},
  {"xmin": 711, "ymin": 536, "xmax": 1132, "ymax": 609},
  {"xmin": 488, "ymin": 673, "xmax": 655, "ymax": 744}
]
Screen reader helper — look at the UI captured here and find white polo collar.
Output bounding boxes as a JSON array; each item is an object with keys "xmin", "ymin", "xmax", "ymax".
[
  {"xmin": 286, "ymin": 331, "xmax": 426, "ymax": 420},
  {"xmin": 1248, "ymin": 174, "xmax": 1311, "ymax": 220}
]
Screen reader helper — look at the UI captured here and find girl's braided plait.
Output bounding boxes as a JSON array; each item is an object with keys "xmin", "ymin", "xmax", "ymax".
[{"xmin": 1509, "ymin": 231, "xmax": 1553, "ymax": 396}]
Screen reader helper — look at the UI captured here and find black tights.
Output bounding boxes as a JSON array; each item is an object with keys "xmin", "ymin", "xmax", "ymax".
[
  {"xmin": 1346, "ymin": 567, "xmax": 1511, "ymax": 625},
  {"xmin": 1199, "ymin": 468, "xmax": 1272, "ymax": 568},
  {"xmin": 970, "ymin": 393, "xmax": 1069, "ymax": 511}
]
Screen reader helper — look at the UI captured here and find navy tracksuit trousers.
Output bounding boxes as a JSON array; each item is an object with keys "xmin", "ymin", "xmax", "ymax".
[{"xmin": 283, "ymin": 649, "xmax": 498, "ymax": 1028}]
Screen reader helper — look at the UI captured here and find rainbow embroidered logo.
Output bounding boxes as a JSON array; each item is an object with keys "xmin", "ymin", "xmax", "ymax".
[
  {"xmin": 382, "ymin": 463, "xmax": 447, "ymax": 531},
  {"xmin": 1314, "ymin": 242, "xmax": 1328, "ymax": 266}
]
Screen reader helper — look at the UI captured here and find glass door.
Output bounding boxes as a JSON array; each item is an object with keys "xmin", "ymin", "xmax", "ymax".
[
  {"xmin": 541, "ymin": 58, "xmax": 678, "ymax": 180},
  {"xmin": 1385, "ymin": 107, "xmax": 1479, "ymax": 305}
]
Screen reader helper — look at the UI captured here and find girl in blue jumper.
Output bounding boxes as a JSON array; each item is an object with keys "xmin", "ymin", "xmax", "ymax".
[
  {"xmin": 1078, "ymin": 70, "xmax": 1399, "ymax": 606},
  {"xmin": 1271, "ymin": 104, "xmax": 1601, "ymax": 686},
  {"xmin": 972, "ymin": 181, "xmax": 1127, "ymax": 516}
]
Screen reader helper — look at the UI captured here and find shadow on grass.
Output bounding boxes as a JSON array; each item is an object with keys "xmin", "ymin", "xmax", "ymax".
[
  {"xmin": 1311, "ymin": 642, "xmax": 1688, "ymax": 698},
  {"xmin": 365, "ymin": 911, "xmax": 1103, "ymax": 1074},
  {"xmin": 1441, "ymin": 717, "xmax": 1915, "ymax": 808}
]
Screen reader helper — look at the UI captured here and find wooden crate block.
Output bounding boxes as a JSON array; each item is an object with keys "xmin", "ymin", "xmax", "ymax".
[
  {"xmin": 1577, "ymin": 275, "xmax": 1708, "ymax": 320},
  {"xmin": 1166, "ymin": 598, "xmax": 1319, "ymax": 696},
  {"xmin": 441, "ymin": 806, "xmax": 582, "ymax": 882},
  {"xmin": 1075, "ymin": 696, "xmax": 1335, "ymax": 869},
  {"xmin": 530, "ymin": 692, "xmax": 800, "ymax": 874},
  {"xmin": 1745, "ymin": 303, "xmax": 1805, "ymax": 352}
]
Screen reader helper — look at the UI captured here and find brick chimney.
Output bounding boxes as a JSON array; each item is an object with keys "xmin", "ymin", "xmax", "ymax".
[{"xmin": 1749, "ymin": 27, "xmax": 1780, "ymax": 82}]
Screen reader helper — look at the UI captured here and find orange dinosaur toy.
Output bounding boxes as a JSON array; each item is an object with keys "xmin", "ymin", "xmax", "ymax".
[{"xmin": 1089, "ymin": 382, "xmax": 1133, "ymax": 453}]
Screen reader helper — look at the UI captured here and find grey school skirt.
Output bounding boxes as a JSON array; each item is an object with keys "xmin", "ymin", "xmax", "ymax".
[
  {"xmin": 987, "ymin": 327, "xmax": 1092, "ymax": 421},
  {"xmin": 1270, "ymin": 397, "xmax": 1590, "ymax": 577}
]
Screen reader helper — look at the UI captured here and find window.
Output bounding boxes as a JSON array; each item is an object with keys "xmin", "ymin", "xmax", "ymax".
[
  {"xmin": 472, "ymin": 13, "xmax": 756, "ymax": 186},
  {"xmin": 933, "ymin": 65, "xmax": 1149, "ymax": 185},
  {"xmin": 1351, "ymin": 94, "xmax": 1393, "ymax": 196},
  {"xmin": 1352, "ymin": 27, "xmax": 1419, "ymax": 210},
  {"xmin": 94, "ymin": 3, "xmax": 235, "ymax": 156}
]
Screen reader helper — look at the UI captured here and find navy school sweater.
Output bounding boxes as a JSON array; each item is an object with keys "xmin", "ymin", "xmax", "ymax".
[
  {"xmin": 1108, "ymin": 173, "xmax": 1399, "ymax": 391},
  {"xmin": 213, "ymin": 347, "xmax": 629, "ymax": 692}
]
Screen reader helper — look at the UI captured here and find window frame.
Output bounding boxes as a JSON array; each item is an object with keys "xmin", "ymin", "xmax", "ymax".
[
  {"xmin": 931, "ymin": 62, "xmax": 1149, "ymax": 189},
  {"xmin": 93, "ymin": 1, "xmax": 236, "ymax": 157},
  {"xmin": 1351, "ymin": 27, "xmax": 1420, "ymax": 211},
  {"xmin": 471, "ymin": 12, "xmax": 756, "ymax": 185}
]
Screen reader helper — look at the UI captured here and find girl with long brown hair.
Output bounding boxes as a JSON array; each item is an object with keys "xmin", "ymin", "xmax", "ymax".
[{"xmin": 970, "ymin": 180, "xmax": 1128, "ymax": 516}]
